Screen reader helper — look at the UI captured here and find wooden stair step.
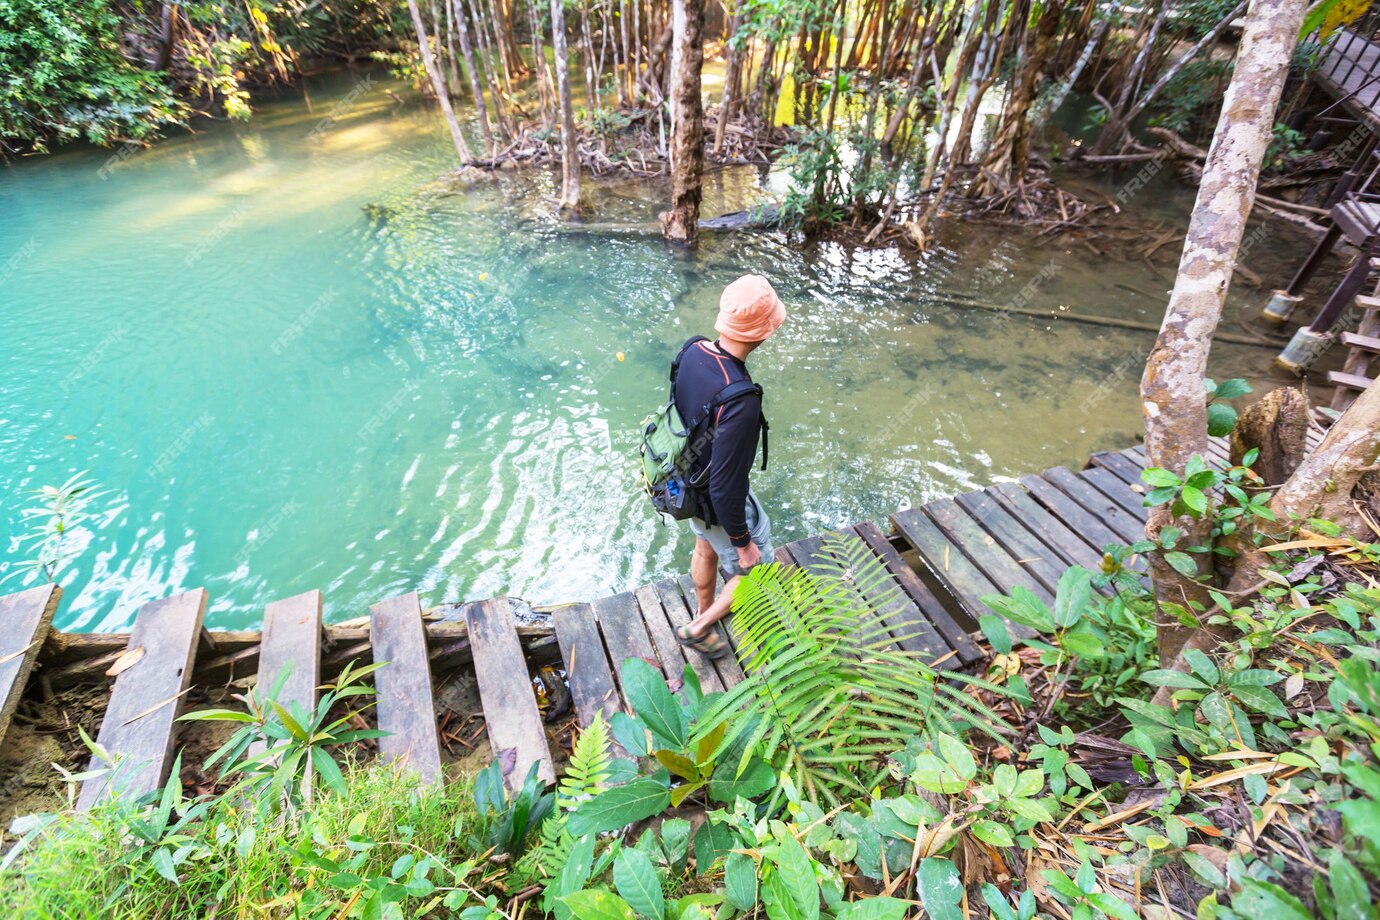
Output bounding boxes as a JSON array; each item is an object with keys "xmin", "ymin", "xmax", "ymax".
[
  {"xmin": 251, "ymin": 590, "xmax": 322, "ymax": 760},
  {"xmin": 852, "ymin": 520, "xmax": 980, "ymax": 666},
  {"xmin": 78, "ymin": 589, "xmax": 208, "ymax": 810},
  {"xmin": 1341, "ymin": 331, "xmax": 1380, "ymax": 353},
  {"xmin": 552, "ymin": 602, "xmax": 624, "ymax": 729},
  {"xmin": 467, "ymin": 597, "xmax": 554, "ymax": 790},
  {"xmin": 371, "ymin": 592, "xmax": 443, "ymax": 784},
  {"xmin": 1328, "ymin": 370, "xmax": 1375, "ymax": 390},
  {"xmin": 1354, "ymin": 293, "xmax": 1380, "ymax": 311},
  {"xmin": 788, "ymin": 529, "xmax": 955, "ymax": 665},
  {"xmin": 0, "ymin": 585, "xmax": 62, "ymax": 751}
]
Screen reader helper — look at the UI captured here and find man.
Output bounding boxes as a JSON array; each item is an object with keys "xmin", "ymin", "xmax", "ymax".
[{"xmin": 673, "ymin": 274, "xmax": 786, "ymax": 658}]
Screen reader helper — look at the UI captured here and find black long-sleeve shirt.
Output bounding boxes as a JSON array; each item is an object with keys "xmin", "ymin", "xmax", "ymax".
[{"xmin": 672, "ymin": 339, "xmax": 764, "ymax": 547}]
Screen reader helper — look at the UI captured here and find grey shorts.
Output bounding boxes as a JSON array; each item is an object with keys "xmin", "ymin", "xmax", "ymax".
[{"xmin": 688, "ymin": 490, "xmax": 774, "ymax": 577}]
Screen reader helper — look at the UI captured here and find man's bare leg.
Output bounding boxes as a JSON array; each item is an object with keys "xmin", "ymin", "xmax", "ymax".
[
  {"xmin": 691, "ymin": 537, "xmax": 718, "ymax": 617},
  {"xmin": 687, "ymin": 574, "xmax": 739, "ymax": 639}
]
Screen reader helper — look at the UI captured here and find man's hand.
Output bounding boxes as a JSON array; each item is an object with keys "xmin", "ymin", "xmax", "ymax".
[{"xmin": 736, "ymin": 542, "xmax": 762, "ymax": 571}]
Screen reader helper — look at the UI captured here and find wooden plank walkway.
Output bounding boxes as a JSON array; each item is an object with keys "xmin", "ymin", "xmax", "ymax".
[
  {"xmin": 371, "ymin": 593, "xmax": 443, "ymax": 784},
  {"xmin": 77, "ymin": 589, "xmax": 208, "ymax": 810},
  {"xmin": 7, "ymin": 434, "xmax": 1333, "ymax": 804},
  {"xmin": 0, "ymin": 584, "xmax": 62, "ymax": 751}
]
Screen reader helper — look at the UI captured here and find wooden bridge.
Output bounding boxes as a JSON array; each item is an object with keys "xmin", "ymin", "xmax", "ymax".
[{"xmin": 0, "ymin": 435, "xmax": 1322, "ymax": 809}]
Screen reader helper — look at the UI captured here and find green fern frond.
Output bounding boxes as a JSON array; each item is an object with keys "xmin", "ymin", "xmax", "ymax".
[
  {"xmin": 695, "ymin": 531, "xmax": 1013, "ymax": 806},
  {"xmin": 519, "ymin": 811, "xmax": 576, "ymax": 880},
  {"xmin": 558, "ymin": 712, "xmax": 613, "ymax": 810}
]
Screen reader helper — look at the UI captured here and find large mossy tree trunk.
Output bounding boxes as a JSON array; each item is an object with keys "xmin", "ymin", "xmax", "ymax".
[
  {"xmin": 408, "ymin": 0, "xmax": 473, "ymax": 165},
  {"xmin": 660, "ymin": 0, "xmax": 706, "ymax": 243},
  {"xmin": 1140, "ymin": 0, "xmax": 1310, "ymax": 663},
  {"xmin": 550, "ymin": 0, "xmax": 584, "ymax": 214}
]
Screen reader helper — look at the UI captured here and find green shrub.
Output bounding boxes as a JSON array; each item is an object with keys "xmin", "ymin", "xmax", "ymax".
[{"xmin": 0, "ymin": 0, "xmax": 183, "ymax": 152}]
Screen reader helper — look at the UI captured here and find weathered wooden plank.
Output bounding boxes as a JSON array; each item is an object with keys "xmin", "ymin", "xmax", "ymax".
[
  {"xmin": 1035, "ymin": 469, "xmax": 1144, "ymax": 545},
  {"xmin": 593, "ymin": 592, "xmax": 661, "ymax": 685},
  {"xmin": 1089, "ymin": 450, "xmax": 1146, "ymax": 487},
  {"xmin": 635, "ymin": 585, "xmax": 693, "ymax": 684},
  {"xmin": 889, "ymin": 508, "xmax": 996, "ymax": 632},
  {"xmin": 467, "ymin": 597, "xmax": 555, "ymax": 789},
  {"xmin": 552, "ymin": 603, "xmax": 624, "ymax": 727},
  {"xmin": 986, "ymin": 482, "xmax": 1106, "ymax": 568},
  {"xmin": 1018, "ymin": 475, "xmax": 1128, "ymax": 554},
  {"xmin": 650, "ymin": 580, "xmax": 728, "ymax": 693},
  {"xmin": 250, "ymin": 590, "xmax": 323, "ymax": 762},
  {"xmin": 0, "ymin": 585, "xmax": 61, "ymax": 751},
  {"xmin": 255, "ymin": 590, "xmax": 322, "ymax": 716},
  {"xmin": 952, "ymin": 490, "xmax": 1069, "ymax": 594},
  {"xmin": 371, "ymin": 592, "xmax": 443, "ymax": 784},
  {"xmin": 78, "ymin": 589, "xmax": 208, "ymax": 811},
  {"xmin": 1079, "ymin": 466, "xmax": 1150, "ymax": 522},
  {"xmin": 789, "ymin": 530, "xmax": 954, "ymax": 663},
  {"xmin": 853, "ymin": 521, "xmax": 978, "ymax": 667},
  {"xmin": 924, "ymin": 499, "xmax": 1053, "ymax": 604}
]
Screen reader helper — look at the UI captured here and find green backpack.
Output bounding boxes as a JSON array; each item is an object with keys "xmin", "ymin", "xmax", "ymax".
[{"xmin": 639, "ymin": 337, "xmax": 767, "ymax": 520}]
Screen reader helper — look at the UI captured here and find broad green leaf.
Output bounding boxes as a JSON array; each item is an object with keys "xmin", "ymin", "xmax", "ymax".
[
  {"xmin": 569, "ymin": 779, "xmax": 671, "ymax": 837},
  {"xmin": 917, "ymin": 857, "xmax": 963, "ymax": 920},
  {"xmin": 613, "ymin": 850, "xmax": 665, "ymax": 920},
  {"xmin": 561, "ymin": 890, "xmax": 637, "ymax": 920},
  {"xmin": 1327, "ymin": 852, "xmax": 1370, "ymax": 920},
  {"xmin": 1163, "ymin": 551, "xmax": 1200, "ymax": 578},
  {"xmin": 1213, "ymin": 378, "xmax": 1252, "ymax": 400},
  {"xmin": 1182, "ymin": 649, "xmax": 1219, "ymax": 685},
  {"xmin": 1232, "ymin": 685, "xmax": 1287, "ymax": 719},
  {"xmin": 693, "ymin": 819, "xmax": 738, "ymax": 877},
  {"xmin": 1206, "ymin": 402, "xmax": 1237, "ymax": 437},
  {"xmin": 621, "ymin": 658, "xmax": 686, "ymax": 749},
  {"xmin": 833, "ymin": 897, "xmax": 910, "ymax": 920},
  {"xmin": 1052, "ymin": 567, "xmax": 1092, "ymax": 628},
  {"xmin": 936, "ymin": 734, "xmax": 977, "ymax": 780},
  {"xmin": 708, "ymin": 756, "xmax": 774, "ymax": 803},
  {"xmin": 1229, "ymin": 879, "xmax": 1313, "ymax": 920},
  {"xmin": 971, "ymin": 820, "xmax": 1014, "ymax": 847},
  {"xmin": 762, "ymin": 832, "xmax": 820, "ymax": 920},
  {"xmin": 1139, "ymin": 669, "xmax": 1208, "ymax": 690},
  {"xmin": 1179, "ymin": 486, "xmax": 1208, "ymax": 516},
  {"xmin": 724, "ymin": 852, "xmax": 758, "ymax": 912},
  {"xmin": 1141, "ymin": 468, "xmax": 1180, "ymax": 487}
]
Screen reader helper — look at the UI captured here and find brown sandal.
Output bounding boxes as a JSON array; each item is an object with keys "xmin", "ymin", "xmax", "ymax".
[{"xmin": 675, "ymin": 625, "xmax": 730, "ymax": 660}]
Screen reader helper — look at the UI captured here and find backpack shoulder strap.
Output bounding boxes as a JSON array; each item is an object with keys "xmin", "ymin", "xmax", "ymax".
[{"xmin": 669, "ymin": 336, "xmax": 709, "ymax": 389}]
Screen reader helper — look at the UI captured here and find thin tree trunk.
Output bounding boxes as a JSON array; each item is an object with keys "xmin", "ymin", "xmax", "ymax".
[
  {"xmin": 1140, "ymin": 0, "xmax": 1309, "ymax": 662},
  {"xmin": 580, "ymin": 0, "xmax": 600, "ymax": 113},
  {"xmin": 495, "ymin": 0, "xmax": 529, "ymax": 76},
  {"xmin": 1120, "ymin": 1, "xmax": 1248, "ymax": 132},
  {"xmin": 551, "ymin": 0, "xmax": 584, "ymax": 212},
  {"xmin": 1033, "ymin": 17, "xmax": 1106, "ymax": 133},
  {"xmin": 660, "ymin": 0, "xmax": 706, "ymax": 242},
  {"xmin": 409, "ymin": 0, "xmax": 473, "ymax": 164},
  {"xmin": 528, "ymin": 0, "xmax": 555, "ymax": 130},
  {"xmin": 714, "ymin": 4, "xmax": 744, "ymax": 155},
  {"xmin": 154, "ymin": 3, "xmax": 179, "ymax": 72},
  {"xmin": 973, "ymin": 0, "xmax": 1061, "ymax": 195},
  {"xmin": 453, "ymin": 0, "xmax": 495, "ymax": 152},
  {"xmin": 1092, "ymin": 0, "xmax": 1170, "ymax": 153}
]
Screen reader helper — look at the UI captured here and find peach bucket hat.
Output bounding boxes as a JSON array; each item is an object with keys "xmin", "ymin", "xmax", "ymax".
[{"xmin": 715, "ymin": 274, "xmax": 787, "ymax": 342}]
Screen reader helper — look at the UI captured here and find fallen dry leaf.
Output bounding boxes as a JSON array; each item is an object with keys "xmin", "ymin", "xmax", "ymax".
[{"xmin": 106, "ymin": 646, "xmax": 145, "ymax": 677}]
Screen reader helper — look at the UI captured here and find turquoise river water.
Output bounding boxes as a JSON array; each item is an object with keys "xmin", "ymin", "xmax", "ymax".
[{"xmin": 0, "ymin": 70, "xmax": 1310, "ymax": 631}]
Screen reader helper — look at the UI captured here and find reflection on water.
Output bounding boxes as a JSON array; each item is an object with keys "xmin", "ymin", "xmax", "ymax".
[{"xmin": 0, "ymin": 69, "xmax": 1308, "ymax": 631}]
